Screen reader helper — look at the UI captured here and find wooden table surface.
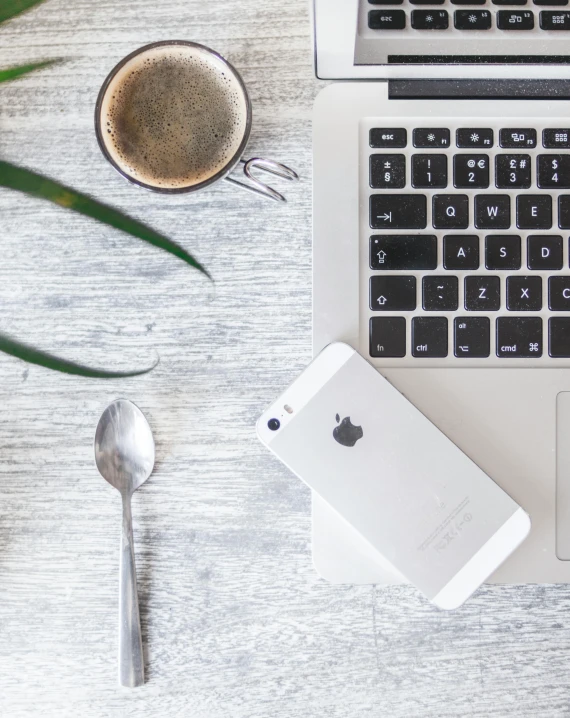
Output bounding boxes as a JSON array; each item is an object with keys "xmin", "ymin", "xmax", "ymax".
[{"xmin": 1, "ymin": 1, "xmax": 570, "ymax": 716}]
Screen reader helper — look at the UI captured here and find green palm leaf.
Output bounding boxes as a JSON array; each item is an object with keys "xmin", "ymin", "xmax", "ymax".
[
  {"xmin": 0, "ymin": 59, "xmax": 57, "ymax": 84},
  {"xmin": 0, "ymin": 161, "xmax": 211, "ymax": 278},
  {"xmin": 0, "ymin": 0, "xmax": 47, "ymax": 25},
  {"xmin": 0, "ymin": 332, "xmax": 158, "ymax": 378}
]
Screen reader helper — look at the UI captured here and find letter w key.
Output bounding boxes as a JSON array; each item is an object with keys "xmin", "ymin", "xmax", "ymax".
[{"xmin": 475, "ymin": 195, "xmax": 511, "ymax": 229}]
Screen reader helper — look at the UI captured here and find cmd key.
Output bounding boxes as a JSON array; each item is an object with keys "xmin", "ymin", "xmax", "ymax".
[
  {"xmin": 370, "ymin": 194, "xmax": 427, "ymax": 229},
  {"xmin": 497, "ymin": 317, "xmax": 543, "ymax": 357}
]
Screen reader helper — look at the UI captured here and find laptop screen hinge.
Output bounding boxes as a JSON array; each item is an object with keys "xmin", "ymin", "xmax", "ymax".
[{"xmin": 388, "ymin": 79, "xmax": 570, "ymax": 100}]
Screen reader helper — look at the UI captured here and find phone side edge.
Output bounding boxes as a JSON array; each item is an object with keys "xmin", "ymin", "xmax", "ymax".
[{"xmin": 432, "ymin": 508, "xmax": 531, "ymax": 611}]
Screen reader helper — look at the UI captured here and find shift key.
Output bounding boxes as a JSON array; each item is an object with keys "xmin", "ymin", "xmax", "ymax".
[{"xmin": 370, "ymin": 194, "xmax": 427, "ymax": 229}]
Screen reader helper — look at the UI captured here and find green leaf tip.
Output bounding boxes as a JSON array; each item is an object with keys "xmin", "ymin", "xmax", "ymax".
[
  {"xmin": 0, "ymin": 332, "xmax": 159, "ymax": 378},
  {"xmin": 0, "ymin": 0, "xmax": 48, "ymax": 25},
  {"xmin": 0, "ymin": 59, "xmax": 59, "ymax": 85},
  {"xmin": 0, "ymin": 161, "xmax": 211, "ymax": 279}
]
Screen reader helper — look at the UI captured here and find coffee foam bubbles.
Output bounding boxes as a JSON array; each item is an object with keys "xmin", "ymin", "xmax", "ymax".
[{"xmin": 100, "ymin": 45, "xmax": 248, "ymax": 189}]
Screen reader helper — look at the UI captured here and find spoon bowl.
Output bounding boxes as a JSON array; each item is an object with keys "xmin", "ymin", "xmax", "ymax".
[
  {"xmin": 95, "ymin": 399, "xmax": 155, "ymax": 495},
  {"xmin": 94, "ymin": 399, "xmax": 155, "ymax": 688}
]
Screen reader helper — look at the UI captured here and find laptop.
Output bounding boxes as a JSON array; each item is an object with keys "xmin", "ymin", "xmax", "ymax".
[{"xmin": 312, "ymin": 0, "xmax": 570, "ymax": 584}]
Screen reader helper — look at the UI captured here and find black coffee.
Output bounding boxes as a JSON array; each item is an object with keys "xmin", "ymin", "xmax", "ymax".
[{"xmin": 100, "ymin": 44, "xmax": 248, "ymax": 189}]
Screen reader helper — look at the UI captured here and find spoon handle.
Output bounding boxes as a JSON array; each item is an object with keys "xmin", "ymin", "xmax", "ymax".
[{"xmin": 119, "ymin": 492, "xmax": 144, "ymax": 687}]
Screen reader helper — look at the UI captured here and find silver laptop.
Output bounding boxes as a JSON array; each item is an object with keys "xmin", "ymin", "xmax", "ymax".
[{"xmin": 312, "ymin": 0, "xmax": 570, "ymax": 584}]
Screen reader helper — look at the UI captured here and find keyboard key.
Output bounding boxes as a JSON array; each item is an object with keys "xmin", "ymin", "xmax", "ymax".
[
  {"xmin": 370, "ymin": 235, "xmax": 437, "ymax": 270},
  {"xmin": 423, "ymin": 276, "xmax": 459, "ymax": 311},
  {"xmin": 454, "ymin": 9, "xmax": 492, "ymax": 28},
  {"xmin": 465, "ymin": 276, "xmax": 501, "ymax": 311},
  {"xmin": 559, "ymin": 196, "xmax": 570, "ymax": 228},
  {"xmin": 370, "ymin": 154, "xmax": 406, "ymax": 189},
  {"xmin": 370, "ymin": 317, "xmax": 406, "ymax": 358},
  {"xmin": 454, "ymin": 154, "xmax": 490, "ymax": 189},
  {"xmin": 369, "ymin": 0, "xmax": 404, "ymax": 3},
  {"xmin": 454, "ymin": 317, "xmax": 490, "ymax": 357},
  {"xmin": 527, "ymin": 235, "xmax": 563, "ymax": 269},
  {"xmin": 370, "ymin": 128, "xmax": 407, "ymax": 148},
  {"xmin": 456, "ymin": 128, "xmax": 494, "ymax": 148},
  {"xmin": 433, "ymin": 194, "xmax": 469, "ymax": 229},
  {"xmin": 452, "ymin": 0, "xmax": 486, "ymax": 3},
  {"xmin": 497, "ymin": 9, "xmax": 535, "ymax": 26},
  {"xmin": 443, "ymin": 235, "xmax": 480, "ymax": 269},
  {"xmin": 506, "ymin": 275, "xmax": 542, "ymax": 310},
  {"xmin": 540, "ymin": 10, "xmax": 570, "ymax": 26},
  {"xmin": 496, "ymin": 317, "xmax": 543, "ymax": 357},
  {"xmin": 413, "ymin": 128, "xmax": 451, "ymax": 148},
  {"xmin": 412, "ymin": 317, "xmax": 449, "ymax": 357},
  {"xmin": 370, "ymin": 195, "xmax": 427, "ymax": 229},
  {"xmin": 411, "ymin": 9, "xmax": 449, "ymax": 28},
  {"xmin": 495, "ymin": 154, "xmax": 532, "ymax": 188},
  {"xmin": 500, "ymin": 128, "xmax": 537, "ymax": 148},
  {"xmin": 516, "ymin": 195, "xmax": 552, "ymax": 229},
  {"xmin": 475, "ymin": 195, "xmax": 511, "ymax": 229},
  {"xmin": 537, "ymin": 154, "xmax": 570, "ymax": 188},
  {"xmin": 535, "ymin": 0, "xmax": 567, "ymax": 4},
  {"xmin": 543, "ymin": 129, "xmax": 570, "ymax": 147},
  {"xmin": 369, "ymin": 10, "xmax": 406, "ymax": 29},
  {"xmin": 411, "ymin": 154, "xmax": 447, "ymax": 188},
  {"xmin": 485, "ymin": 235, "xmax": 521, "ymax": 269},
  {"xmin": 494, "ymin": 0, "xmax": 528, "ymax": 4},
  {"xmin": 550, "ymin": 317, "xmax": 570, "ymax": 356},
  {"xmin": 370, "ymin": 276, "xmax": 416, "ymax": 311},
  {"xmin": 548, "ymin": 276, "xmax": 570, "ymax": 310},
  {"xmin": 410, "ymin": 0, "xmax": 445, "ymax": 4}
]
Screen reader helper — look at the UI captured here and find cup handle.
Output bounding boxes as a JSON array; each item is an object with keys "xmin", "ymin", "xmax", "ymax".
[{"xmin": 224, "ymin": 158, "xmax": 299, "ymax": 202}]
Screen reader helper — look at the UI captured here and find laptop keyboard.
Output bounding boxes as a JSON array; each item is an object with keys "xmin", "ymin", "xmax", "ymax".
[{"xmin": 365, "ymin": 122, "xmax": 570, "ymax": 362}]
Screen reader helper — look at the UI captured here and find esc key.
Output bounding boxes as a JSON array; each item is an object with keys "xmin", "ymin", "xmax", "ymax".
[{"xmin": 370, "ymin": 128, "xmax": 408, "ymax": 148}]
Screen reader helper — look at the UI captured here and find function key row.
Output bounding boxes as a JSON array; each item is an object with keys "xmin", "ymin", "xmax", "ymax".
[
  {"xmin": 370, "ymin": 235, "xmax": 568, "ymax": 271},
  {"xmin": 370, "ymin": 153, "xmax": 570, "ymax": 189},
  {"xmin": 369, "ymin": 274, "xmax": 570, "ymax": 311},
  {"xmin": 369, "ymin": 316, "xmax": 570, "ymax": 358},
  {"xmin": 369, "ymin": 128, "xmax": 570, "ymax": 149},
  {"xmin": 370, "ymin": 194, "xmax": 570, "ymax": 230},
  {"xmin": 370, "ymin": 0, "xmax": 569, "ymax": 4},
  {"xmin": 369, "ymin": 8, "xmax": 570, "ymax": 28}
]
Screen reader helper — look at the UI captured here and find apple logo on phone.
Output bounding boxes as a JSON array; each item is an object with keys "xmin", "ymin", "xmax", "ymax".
[{"xmin": 333, "ymin": 414, "xmax": 363, "ymax": 447}]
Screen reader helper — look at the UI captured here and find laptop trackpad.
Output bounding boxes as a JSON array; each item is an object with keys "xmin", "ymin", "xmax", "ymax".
[{"xmin": 556, "ymin": 393, "xmax": 570, "ymax": 559}]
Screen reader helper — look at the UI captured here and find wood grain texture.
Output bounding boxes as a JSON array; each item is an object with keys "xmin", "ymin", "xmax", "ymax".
[{"xmin": 0, "ymin": 2, "xmax": 570, "ymax": 716}]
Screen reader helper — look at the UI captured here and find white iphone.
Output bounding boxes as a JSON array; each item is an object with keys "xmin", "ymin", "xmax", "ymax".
[{"xmin": 257, "ymin": 343, "xmax": 530, "ymax": 610}]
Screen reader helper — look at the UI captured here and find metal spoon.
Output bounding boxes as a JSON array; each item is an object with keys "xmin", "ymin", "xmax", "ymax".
[{"xmin": 94, "ymin": 399, "xmax": 155, "ymax": 688}]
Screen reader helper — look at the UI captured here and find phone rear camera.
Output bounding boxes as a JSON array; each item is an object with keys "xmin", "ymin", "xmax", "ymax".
[{"xmin": 268, "ymin": 418, "xmax": 280, "ymax": 431}]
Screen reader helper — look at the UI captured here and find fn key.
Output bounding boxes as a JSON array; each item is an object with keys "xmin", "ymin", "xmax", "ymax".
[{"xmin": 370, "ymin": 317, "xmax": 406, "ymax": 358}]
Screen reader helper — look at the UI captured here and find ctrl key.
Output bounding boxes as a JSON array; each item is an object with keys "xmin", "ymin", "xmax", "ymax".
[
  {"xmin": 370, "ymin": 317, "xmax": 406, "ymax": 358},
  {"xmin": 454, "ymin": 317, "xmax": 490, "ymax": 358}
]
